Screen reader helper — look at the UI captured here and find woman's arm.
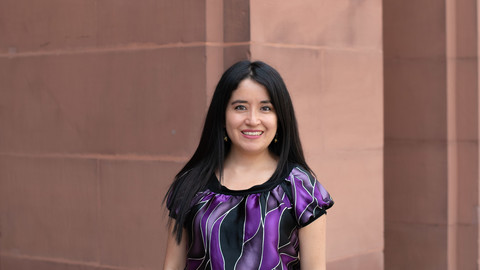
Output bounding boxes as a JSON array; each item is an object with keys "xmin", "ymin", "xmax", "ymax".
[
  {"xmin": 163, "ymin": 220, "xmax": 188, "ymax": 270},
  {"xmin": 299, "ymin": 215, "xmax": 327, "ymax": 270}
]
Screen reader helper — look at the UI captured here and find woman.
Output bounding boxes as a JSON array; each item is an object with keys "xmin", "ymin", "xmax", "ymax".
[{"xmin": 164, "ymin": 60, "xmax": 333, "ymax": 270}]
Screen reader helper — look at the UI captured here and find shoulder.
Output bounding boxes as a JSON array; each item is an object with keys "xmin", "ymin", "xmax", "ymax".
[
  {"xmin": 285, "ymin": 164, "xmax": 333, "ymax": 204},
  {"xmin": 285, "ymin": 165, "xmax": 316, "ymax": 185},
  {"xmin": 282, "ymin": 164, "xmax": 334, "ymax": 227},
  {"xmin": 284, "ymin": 164, "xmax": 320, "ymax": 193}
]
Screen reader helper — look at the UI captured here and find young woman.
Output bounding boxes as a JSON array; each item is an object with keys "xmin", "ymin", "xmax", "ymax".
[{"xmin": 164, "ymin": 60, "xmax": 334, "ymax": 270}]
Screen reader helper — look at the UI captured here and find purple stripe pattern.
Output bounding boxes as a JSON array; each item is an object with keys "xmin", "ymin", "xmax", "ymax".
[{"xmin": 179, "ymin": 166, "xmax": 333, "ymax": 270}]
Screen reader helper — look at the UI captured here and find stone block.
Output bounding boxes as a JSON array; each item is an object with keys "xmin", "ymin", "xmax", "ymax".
[
  {"xmin": 0, "ymin": 156, "xmax": 98, "ymax": 261},
  {"xmin": 0, "ymin": 47, "xmax": 206, "ymax": 156},
  {"xmin": 251, "ymin": 0, "xmax": 382, "ymax": 49},
  {"xmin": 317, "ymin": 49, "xmax": 383, "ymax": 151},
  {"xmin": 453, "ymin": 58, "xmax": 479, "ymax": 141},
  {"xmin": 98, "ymin": 159, "xmax": 182, "ymax": 268},
  {"xmin": 96, "ymin": 0, "xmax": 205, "ymax": 46},
  {"xmin": 0, "ymin": 0, "xmax": 97, "ymax": 54},
  {"xmin": 383, "ymin": 0, "xmax": 446, "ymax": 58},
  {"xmin": 455, "ymin": 141, "xmax": 479, "ymax": 224},
  {"xmin": 384, "ymin": 140, "xmax": 448, "ymax": 224},
  {"xmin": 206, "ymin": 0, "xmax": 224, "ymax": 42},
  {"xmin": 327, "ymin": 251, "xmax": 383, "ymax": 270},
  {"xmin": 223, "ymin": 0, "xmax": 250, "ymax": 42},
  {"xmin": 308, "ymin": 150, "xmax": 383, "ymax": 261},
  {"xmin": 0, "ymin": 255, "xmax": 100, "ymax": 270},
  {"xmin": 0, "ymin": 0, "xmax": 205, "ymax": 53},
  {"xmin": 453, "ymin": 0, "xmax": 478, "ymax": 58},
  {"xmin": 384, "ymin": 58, "xmax": 448, "ymax": 140},
  {"xmin": 455, "ymin": 223, "xmax": 478, "ymax": 270},
  {"xmin": 385, "ymin": 223, "xmax": 448, "ymax": 270}
]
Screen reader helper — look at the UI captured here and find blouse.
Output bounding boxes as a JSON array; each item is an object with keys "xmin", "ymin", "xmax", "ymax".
[{"xmin": 169, "ymin": 164, "xmax": 334, "ymax": 270}]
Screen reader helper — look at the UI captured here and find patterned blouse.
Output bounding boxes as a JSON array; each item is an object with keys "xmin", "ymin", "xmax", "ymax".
[{"xmin": 170, "ymin": 164, "xmax": 334, "ymax": 270}]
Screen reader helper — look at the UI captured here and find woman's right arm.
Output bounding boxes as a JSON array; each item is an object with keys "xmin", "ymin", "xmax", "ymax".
[{"xmin": 163, "ymin": 220, "xmax": 188, "ymax": 270}]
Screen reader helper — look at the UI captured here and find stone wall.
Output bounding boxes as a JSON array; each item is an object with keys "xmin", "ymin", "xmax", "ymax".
[{"xmin": 7, "ymin": 0, "xmax": 476, "ymax": 269}]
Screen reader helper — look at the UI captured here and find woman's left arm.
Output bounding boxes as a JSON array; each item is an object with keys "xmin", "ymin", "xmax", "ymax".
[{"xmin": 299, "ymin": 214, "xmax": 327, "ymax": 270}]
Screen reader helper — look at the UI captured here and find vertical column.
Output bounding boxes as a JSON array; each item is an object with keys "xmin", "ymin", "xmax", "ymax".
[
  {"xmin": 0, "ymin": 1, "xmax": 209, "ymax": 269},
  {"xmin": 478, "ymin": 0, "xmax": 480, "ymax": 264},
  {"xmin": 205, "ymin": 0, "xmax": 251, "ymax": 104},
  {"xmin": 384, "ymin": 0, "xmax": 480, "ymax": 269},
  {"xmin": 249, "ymin": 1, "xmax": 384, "ymax": 269},
  {"xmin": 447, "ymin": 0, "xmax": 479, "ymax": 269},
  {"xmin": 205, "ymin": 0, "xmax": 224, "ymax": 103},
  {"xmin": 221, "ymin": 0, "xmax": 251, "ymax": 68},
  {"xmin": 384, "ymin": 1, "xmax": 449, "ymax": 269}
]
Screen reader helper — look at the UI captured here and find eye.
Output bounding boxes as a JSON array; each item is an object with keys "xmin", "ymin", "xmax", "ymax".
[
  {"xmin": 260, "ymin": 106, "xmax": 273, "ymax": 112},
  {"xmin": 234, "ymin": 105, "xmax": 247, "ymax": 110}
]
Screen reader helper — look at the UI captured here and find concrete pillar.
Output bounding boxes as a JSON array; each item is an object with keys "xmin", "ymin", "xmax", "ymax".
[
  {"xmin": 248, "ymin": 1, "xmax": 384, "ymax": 269},
  {"xmin": 0, "ymin": 1, "xmax": 210, "ymax": 269},
  {"xmin": 446, "ymin": 0, "xmax": 480, "ymax": 269},
  {"xmin": 384, "ymin": 0, "xmax": 480, "ymax": 269}
]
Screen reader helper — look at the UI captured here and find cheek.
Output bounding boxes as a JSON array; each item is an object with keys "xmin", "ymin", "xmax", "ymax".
[
  {"xmin": 225, "ymin": 113, "xmax": 241, "ymax": 130},
  {"xmin": 267, "ymin": 116, "xmax": 278, "ymax": 131}
]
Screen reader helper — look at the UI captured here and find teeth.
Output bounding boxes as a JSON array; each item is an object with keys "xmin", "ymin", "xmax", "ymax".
[{"xmin": 242, "ymin": 131, "xmax": 263, "ymax": 136}]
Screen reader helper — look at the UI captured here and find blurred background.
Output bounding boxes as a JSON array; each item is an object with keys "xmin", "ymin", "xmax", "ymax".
[{"xmin": 0, "ymin": 0, "xmax": 479, "ymax": 269}]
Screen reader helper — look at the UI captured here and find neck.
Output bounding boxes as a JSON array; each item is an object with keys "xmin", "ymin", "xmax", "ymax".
[{"xmin": 224, "ymin": 148, "xmax": 278, "ymax": 171}]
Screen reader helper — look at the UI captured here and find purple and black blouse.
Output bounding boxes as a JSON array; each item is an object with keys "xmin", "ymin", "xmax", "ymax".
[{"xmin": 169, "ymin": 164, "xmax": 334, "ymax": 270}]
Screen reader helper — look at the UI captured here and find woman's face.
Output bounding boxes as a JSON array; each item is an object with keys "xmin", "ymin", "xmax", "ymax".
[{"xmin": 225, "ymin": 78, "xmax": 278, "ymax": 156}]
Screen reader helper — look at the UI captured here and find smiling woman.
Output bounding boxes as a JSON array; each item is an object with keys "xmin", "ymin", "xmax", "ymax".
[
  {"xmin": 163, "ymin": 60, "xmax": 334, "ymax": 270},
  {"xmin": 225, "ymin": 78, "xmax": 277, "ymax": 158}
]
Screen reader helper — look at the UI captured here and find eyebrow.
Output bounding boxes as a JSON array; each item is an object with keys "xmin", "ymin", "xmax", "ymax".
[{"xmin": 231, "ymin": 100, "xmax": 272, "ymax": 105}]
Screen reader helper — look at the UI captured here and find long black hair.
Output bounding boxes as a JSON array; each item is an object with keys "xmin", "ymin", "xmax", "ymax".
[{"xmin": 165, "ymin": 60, "xmax": 313, "ymax": 243}]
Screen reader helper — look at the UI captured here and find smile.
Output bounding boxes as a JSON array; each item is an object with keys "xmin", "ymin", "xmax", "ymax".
[{"xmin": 241, "ymin": 131, "xmax": 263, "ymax": 136}]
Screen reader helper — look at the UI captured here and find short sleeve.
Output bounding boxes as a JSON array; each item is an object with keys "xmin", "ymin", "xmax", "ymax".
[{"xmin": 285, "ymin": 166, "xmax": 334, "ymax": 227}]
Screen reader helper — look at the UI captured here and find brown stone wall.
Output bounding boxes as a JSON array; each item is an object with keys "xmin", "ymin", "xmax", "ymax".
[
  {"xmin": 11, "ymin": 0, "xmax": 480, "ymax": 269},
  {"xmin": 0, "ymin": 1, "xmax": 210, "ymax": 269}
]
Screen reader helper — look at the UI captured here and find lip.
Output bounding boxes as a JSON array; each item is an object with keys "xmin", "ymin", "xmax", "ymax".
[{"xmin": 241, "ymin": 130, "xmax": 264, "ymax": 139}]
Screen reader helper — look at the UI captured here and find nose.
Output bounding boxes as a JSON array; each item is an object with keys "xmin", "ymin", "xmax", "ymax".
[{"xmin": 245, "ymin": 110, "xmax": 260, "ymax": 126}]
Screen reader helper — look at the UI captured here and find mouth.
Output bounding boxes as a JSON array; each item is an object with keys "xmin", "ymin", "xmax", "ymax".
[{"xmin": 241, "ymin": 131, "xmax": 264, "ymax": 136}]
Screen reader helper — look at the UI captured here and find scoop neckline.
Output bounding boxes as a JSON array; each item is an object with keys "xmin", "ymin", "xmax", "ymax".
[{"xmin": 207, "ymin": 163, "xmax": 295, "ymax": 195}]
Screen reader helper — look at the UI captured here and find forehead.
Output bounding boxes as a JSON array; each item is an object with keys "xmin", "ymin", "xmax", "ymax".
[{"xmin": 230, "ymin": 79, "xmax": 270, "ymax": 100}]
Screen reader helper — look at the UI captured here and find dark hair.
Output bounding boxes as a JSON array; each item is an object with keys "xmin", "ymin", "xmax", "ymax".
[{"xmin": 165, "ymin": 60, "xmax": 313, "ymax": 243}]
